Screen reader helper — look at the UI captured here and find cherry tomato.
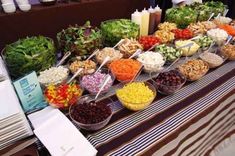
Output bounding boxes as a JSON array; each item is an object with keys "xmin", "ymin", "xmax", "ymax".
[{"xmin": 139, "ymin": 36, "xmax": 161, "ymax": 50}]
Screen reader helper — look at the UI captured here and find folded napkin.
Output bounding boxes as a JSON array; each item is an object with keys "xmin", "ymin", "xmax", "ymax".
[{"xmin": 33, "ymin": 108, "xmax": 97, "ymax": 156}]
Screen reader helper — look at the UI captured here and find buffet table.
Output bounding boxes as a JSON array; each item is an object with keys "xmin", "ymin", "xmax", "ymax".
[
  {"xmin": 86, "ymin": 61, "xmax": 235, "ymax": 156},
  {"xmin": 1, "ymin": 1, "xmax": 235, "ymax": 155},
  {"xmin": 1, "ymin": 60, "xmax": 234, "ymax": 156}
]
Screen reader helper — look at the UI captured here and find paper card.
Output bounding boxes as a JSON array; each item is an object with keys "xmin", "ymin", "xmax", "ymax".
[{"xmin": 13, "ymin": 71, "xmax": 47, "ymax": 113}]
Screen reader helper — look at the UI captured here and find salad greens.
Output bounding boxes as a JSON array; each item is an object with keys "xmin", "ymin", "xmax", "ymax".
[
  {"xmin": 57, "ymin": 21, "xmax": 102, "ymax": 57},
  {"xmin": 165, "ymin": 6, "xmax": 197, "ymax": 29},
  {"xmin": 100, "ymin": 19, "xmax": 139, "ymax": 47},
  {"xmin": 3, "ymin": 36, "xmax": 56, "ymax": 79},
  {"xmin": 191, "ymin": 1, "xmax": 226, "ymax": 21},
  {"xmin": 166, "ymin": 1, "xmax": 226, "ymax": 28}
]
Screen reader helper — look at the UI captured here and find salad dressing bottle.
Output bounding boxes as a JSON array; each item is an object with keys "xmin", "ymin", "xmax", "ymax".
[
  {"xmin": 141, "ymin": 8, "xmax": 150, "ymax": 36},
  {"xmin": 154, "ymin": 5, "xmax": 162, "ymax": 32},
  {"xmin": 131, "ymin": 10, "xmax": 142, "ymax": 37},
  {"xmin": 148, "ymin": 6, "xmax": 155, "ymax": 35}
]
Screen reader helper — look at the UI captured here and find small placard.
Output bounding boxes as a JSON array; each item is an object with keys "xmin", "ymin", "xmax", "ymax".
[{"xmin": 13, "ymin": 71, "xmax": 47, "ymax": 113}]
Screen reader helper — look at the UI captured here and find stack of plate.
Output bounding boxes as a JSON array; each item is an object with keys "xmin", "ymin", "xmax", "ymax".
[{"xmin": 0, "ymin": 57, "xmax": 33, "ymax": 150}]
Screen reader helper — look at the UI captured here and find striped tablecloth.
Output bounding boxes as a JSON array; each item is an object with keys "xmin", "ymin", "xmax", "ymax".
[{"xmin": 85, "ymin": 61, "xmax": 235, "ymax": 156}]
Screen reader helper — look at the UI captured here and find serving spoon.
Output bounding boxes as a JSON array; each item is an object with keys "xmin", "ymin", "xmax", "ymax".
[
  {"xmin": 87, "ymin": 74, "xmax": 112, "ymax": 103},
  {"xmin": 95, "ymin": 56, "xmax": 111, "ymax": 74},
  {"xmin": 67, "ymin": 68, "xmax": 83, "ymax": 84},
  {"xmin": 56, "ymin": 51, "xmax": 71, "ymax": 67},
  {"xmin": 207, "ymin": 13, "xmax": 215, "ymax": 21}
]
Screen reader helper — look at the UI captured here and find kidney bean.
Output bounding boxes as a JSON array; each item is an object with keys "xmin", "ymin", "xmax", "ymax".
[
  {"xmin": 71, "ymin": 101, "xmax": 111, "ymax": 124},
  {"xmin": 154, "ymin": 70, "xmax": 186, "ymax": 94}
]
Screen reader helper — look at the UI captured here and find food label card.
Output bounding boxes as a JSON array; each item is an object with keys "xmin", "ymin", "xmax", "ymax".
[{"xmin": 13, "ymin": 71, "xmax": 47, "ymax": 113}]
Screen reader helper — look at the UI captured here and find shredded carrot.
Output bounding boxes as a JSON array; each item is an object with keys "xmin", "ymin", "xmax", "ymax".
[
  {"xmin": 109, "ymin": 59, "xmax": 141, "ymax": 82},
  {"xmin": 218, "ymin": 24, "xmax": 235, "ymax": 36}
]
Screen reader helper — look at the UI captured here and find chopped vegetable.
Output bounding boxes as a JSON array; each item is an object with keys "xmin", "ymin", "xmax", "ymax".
[
  {"xmin": 96, "ymin": 47, "xmax": 123, "ymax": 64},
  {"xmin": 171, "ymin": 29, "xmax": 193, "ymax": 40},
  {"xmin": 137, "ymin": 51, "xmax": 165, "ymax": 73},
  {"xmin": 207, "ymin": 28, "xmax": 228, "ymax": 45},
  {"xmin": 195, "ymin": 36, "xmax": 214, "ymax": 49},
  {"xmin": 109, "ymin": 59, "xmax": 141, "ymax": 82},
  {"xmin": 218, "ymin": 24, "xmax": 235, "ymax": 36},
  {"xmin": 80, "ymin": 72, "xmax": 113, "ymax": 94},
  {"xmin": 117, "ymin": 82, "xmax": 154, "ymax": 104},
  {"xmin": 38, "ymin": 66, "xmax": 69, "ymax": 86},
  {"xmin": 138, "ymin": 36, "xmax": 161, "ymax": 50},
  {"xmin": 155, "ymin": 44, "xmax": 182, "ymax": 62},
  {"xmin": 44, "ymin": 83, "xmax": 83, "ymax": 108}
]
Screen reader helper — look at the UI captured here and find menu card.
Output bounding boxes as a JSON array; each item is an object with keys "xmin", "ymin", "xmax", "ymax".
[{"xmin": 13, "ymin": 71, "xmax": 47, "ymax": 113}]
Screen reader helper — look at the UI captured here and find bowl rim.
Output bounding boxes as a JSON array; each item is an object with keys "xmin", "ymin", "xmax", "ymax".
[
  {"xmin": 69, "ymin": 95, "xmax": 113, "ymax": 127},
  {"xmin": 116, "ymin": 81, "xmax": 157, "ymax": 105}
]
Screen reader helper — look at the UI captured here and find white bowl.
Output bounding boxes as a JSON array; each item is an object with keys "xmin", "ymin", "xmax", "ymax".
[
  {"xmin": 18, "ymin": 4, "xmax": 31, "ymax": 12},
  {"xmin": 16, "ymin": 0, "xmax": 29, "ymax": 5},
  {"xmin": 2, "ymin": 3, "xmax": 16, "ymax": 13},
  {"xmin": 1, "ymin": 0, "xmax": 14, "ymax": 4}
]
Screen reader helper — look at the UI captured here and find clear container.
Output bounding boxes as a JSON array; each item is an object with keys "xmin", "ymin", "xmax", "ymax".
[
  {"xmin": 199, "ymin": 50, "xmax": 227, "ymax": 68},
  {"xmin": 80, "ymin": 68, "xmax": 115, "ymax": 95},
  {"xmin": 45, "ymin": 84, "xmax": 84, "ymax": 109},
  {"xmin": 116, "ymin": 81, "xmax": 156, "ymax": 111},
  {"xmin": 178, "ymin": 59, "xmax": 209, "ymax": 81},
  {"xmin": 69, "ymin": 95, "xmax": 113, "ymax": 131},
  {"xmin": 151, "ymin": 70, "xmax": 186, "ymax": 95}
]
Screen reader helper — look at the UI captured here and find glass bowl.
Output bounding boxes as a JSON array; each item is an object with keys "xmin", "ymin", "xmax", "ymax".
[
  {"xmin": 110, "ymin": 63, "xmax": 142, "ymax": 83},
  {"xmin": 44, "ymin": 83, "xmax": 83, "ymax": 109},
  {"xmin": 67, "ymin": 57, "xmax": 97, "ymax": 77},
  {"xmin": 150, "ymin": 70, "xmax": 186, "ymax": 95},
  {"xmin": 38, "ymin": 65, "xmax": 69, "ymax": 89},
  {"xmin": 69, "ymin": 95, "xmax": 113, "ymax": 131},
  {"xmin": 137, "ymin": 52, "xmax": 166, "ymax": 73},
  {"xmin": 116, "ymin": 81, "xmax": 156, "ymax": 111},
  {"xmin": 220, "ymin": 44, "xmax": 235, "ymax": 61},
  {"xmin": 177, "ymin": 59, "xmax": 209, "ymax": 81},
  {"xmin": 199, "ymin": 50, "xmax": 227, "ymax": 68},
  {"xmin": 80, "ymin": 68, "xmax": 115, "ymax": 95}
]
